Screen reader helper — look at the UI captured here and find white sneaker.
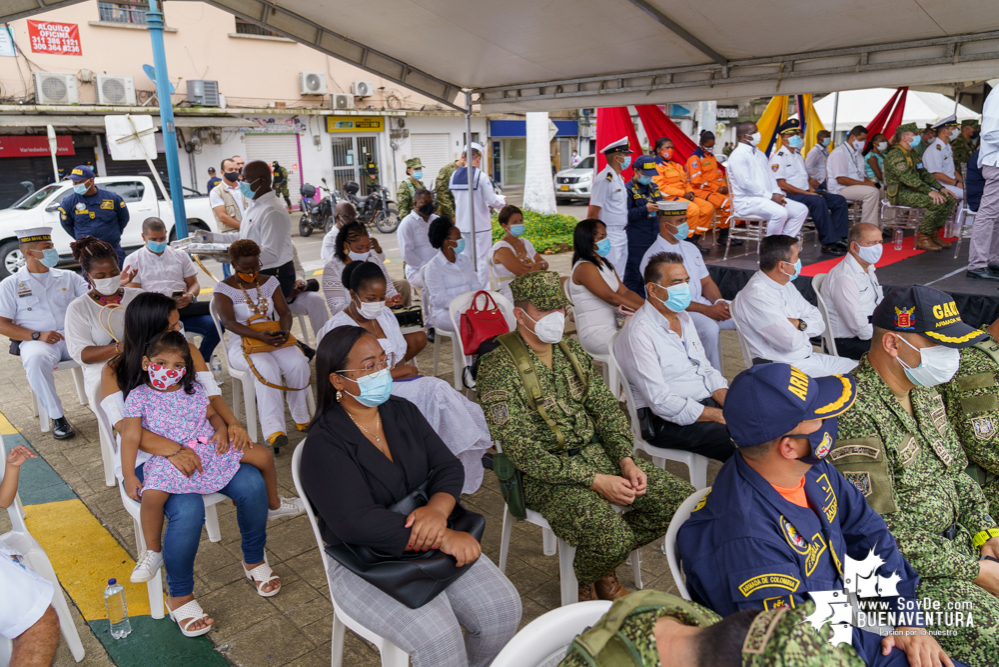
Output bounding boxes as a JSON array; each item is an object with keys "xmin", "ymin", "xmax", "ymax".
[
  {"xmin": 268, "ymin": 497, "xmax": 304, "ymax": 521},
  {"xmin": 130, "ymin": 550, "xmax": 163, "ymax": 583}
]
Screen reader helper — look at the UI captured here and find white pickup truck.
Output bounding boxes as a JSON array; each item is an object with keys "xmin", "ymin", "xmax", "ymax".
[{"xmin": 0, "ymin": 175, "xmax": 218, "ymax": 278}]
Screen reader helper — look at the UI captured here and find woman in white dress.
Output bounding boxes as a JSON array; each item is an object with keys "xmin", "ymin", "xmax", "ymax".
[
  {"xmin": 321, "ymin": 221, "xmax": 401, "ymax": 317},
  {"xmin": 568, "ymin": 219, "xmax": 645, "ymax": 356},
  {"xmin": 213, "ymin": 240, "xmax": 312, "ymax": 452},
  {"xmin": 316, "ymin": 261, "xmax": 491, "ymax": 494},
  {"xmin": 489, "ymin": 205, "xmax": 548, "ymax": 302},
  {"xmin": 422, "ymin": 217, "xmax": 478, "ymax": 332}
]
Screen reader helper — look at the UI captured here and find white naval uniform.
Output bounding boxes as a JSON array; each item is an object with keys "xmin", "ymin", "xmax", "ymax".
[
  {"xmin": 589, "ymin": 165, "xmax": 630, "ymax": 271},
  {"xmin": 0, "ymin": 267, "xmax": 88, "ymax": 419},
  {"xmin": 922, "ymin": 138, "xmax": 965, "ymax": 201},
  {"xmin": 727, "ymin": 143, "xmax": 808, "ymax": 237},
  {"xmin": 449, "ymin": 166, "xmax": 506, "ymax": 289}
]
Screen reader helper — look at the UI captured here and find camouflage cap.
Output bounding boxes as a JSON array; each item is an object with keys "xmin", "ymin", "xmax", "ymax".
[
  {"xmin": 962, "ymin": 119, "xmax": 980, "ymax": 129},
  {"xmin": 509, "ymin": 270, "xmax": 571, "ymax": 310},
  {"xmin": 742, "ymin": 600, "xmax": 865, "ymax": 667},
  {"xmin": 406, "ymin": 157, "xmax": 424, "ymax": 170},
  {"xmin": 894, "ymin": 122, "xmax": 919, "ymax": 137}
]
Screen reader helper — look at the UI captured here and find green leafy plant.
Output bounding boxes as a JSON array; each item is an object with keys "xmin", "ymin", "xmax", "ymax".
[{"xmin": 491, "ymin": 210, "xmax": 580, "ymax": 254}]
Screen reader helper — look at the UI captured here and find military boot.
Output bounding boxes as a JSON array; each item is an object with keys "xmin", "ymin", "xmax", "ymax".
[
  {"xmin": 932, "ymin": 234, "xmax": 952, "ymax": 248},
  {"xmin": 916, "ymin": 234, "xmax": 941, "ymax": 251},
  {"xmin": 578, "ymin": 583, "xmax": 598, "ymax": 602},
  {"xmin": 595, "ymin": 571, "xmax": 628, "ymax": 600}
]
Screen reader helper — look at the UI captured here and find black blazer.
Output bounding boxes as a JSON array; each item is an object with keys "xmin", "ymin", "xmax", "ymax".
[{"xmin": 301, "ymin": 396, "xmax": 465, "ymax": 556}]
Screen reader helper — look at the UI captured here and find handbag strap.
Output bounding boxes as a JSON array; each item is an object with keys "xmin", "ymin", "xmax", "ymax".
[
  {"xmin": 471, "ymin": 290, "xmax": 498, "ymax": 314},
  {"xmin": 242, "ymin": 350, "xmax": 312, "ymax": 391}
]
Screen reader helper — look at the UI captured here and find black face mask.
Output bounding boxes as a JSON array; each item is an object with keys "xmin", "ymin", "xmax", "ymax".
[
  {"xmin": 418, "ymin": 202, "xmax": 437, "ymax": 217},
  {"xmin": 972, "ymin": 131, "xmax": 981, "ymax": 141},
  {"xmin": 223, "ymin": 172, "xmax": 239, "ymax": 183}
]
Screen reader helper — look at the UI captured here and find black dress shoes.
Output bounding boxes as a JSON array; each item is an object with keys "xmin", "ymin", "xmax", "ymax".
[
  {"xmin": 967, "ymin": 268, "xmax": 999, "ymax": 282},
  {"xmin": 52, "ymin": 417, "xmax": 75, "ymax": 440},
  {"xmin": 821, "ymin": 244, "xmax": 846, "ymax": 256}
]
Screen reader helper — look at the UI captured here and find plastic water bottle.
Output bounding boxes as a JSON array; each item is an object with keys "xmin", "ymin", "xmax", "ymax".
[
  {"xmin": 104, "ymin": 578, "xmax": 131, "ymax": 639},
  {"xmin": 211, "ymin": 353, "xmax": 224, "ymax": 386},
  {"xmin": 893, "ymin": 228, "xmax": 903, "ymax": 251}
]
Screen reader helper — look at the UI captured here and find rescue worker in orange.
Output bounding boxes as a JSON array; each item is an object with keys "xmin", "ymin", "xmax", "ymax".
[
  {"xmin": 687, "ymin": 130, "xmax": 739, "ymax": 248},
  {"xmin": 652, "ymin": 137, "xmax": 714, "ymax": 255}
]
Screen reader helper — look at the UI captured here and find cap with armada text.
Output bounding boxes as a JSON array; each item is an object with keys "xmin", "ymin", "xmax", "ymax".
[
  {"xmin": 724, "ymin": 363, "xmax": 857, "ymax": 448},
  {"xmin": 67, "ymin": 165, "xmax": 94, "ymax": 182},
  {"xmin": 777, "ymin": 118, "xmax": 801, "ymax": 134},
  {"xmin": 600, "ymin": 137, "xmax": 633, "ymax": 155},
  {"xmin": 509, "ymin": 271, "xmax": 571, "ymax": 312},
  {"xmin": 633, "ymin": 155, "xmax": 658, "ymax": 175},
  {"xmin": 15, "ymin": 227, "xmax": 53, "ymax": 244},
  {"xmin": 871, "ymin": 285, "xmax": 986, "ymax": 348}
]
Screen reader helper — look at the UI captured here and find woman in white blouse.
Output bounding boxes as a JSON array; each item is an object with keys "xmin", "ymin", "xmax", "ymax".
[
  {"xmin": 422, "ymin": 217, "xmax": 479, "ymax": 331},
  {"xmin": 568, "ymin": 219, "xmax": 645, "ymax": 356},
  {"xmin": 489, "ymin": 205, "xmax": 547, "ymax": 302},
  {"xmin": 322, "ymin": 221, "xmax": 401, "ymax": 317},
  {"xmin": 316, "ymin": 261, "xmax": 490, "ymax": 493}
]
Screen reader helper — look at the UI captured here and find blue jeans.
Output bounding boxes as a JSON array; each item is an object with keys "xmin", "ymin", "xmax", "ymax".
[
  {"xmin": 135, "ymin": 462, "xmax": 268, "ymax": 597},
  {"xmin": 182, "ymin": 313, "xmax": 221, "ymax": 362}
]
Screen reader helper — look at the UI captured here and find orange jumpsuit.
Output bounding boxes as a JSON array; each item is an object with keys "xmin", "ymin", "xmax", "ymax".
[
  {"xmin": 653, "ymin": 157, "xmax": 715, "ymax": 236},
  {"xmin": 686, "ymin": 149, "xmax": 730, "ymax": 229}
]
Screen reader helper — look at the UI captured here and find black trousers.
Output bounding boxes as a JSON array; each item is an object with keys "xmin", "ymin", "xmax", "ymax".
[
  {"xmin": 642, "ymin": 398, "xmax": 734, "ymax": 462},
  {"xmin": 835, "ymin": 337, "xmax": 871, "ymax": 361},
  {"xmin": 261, "ymin": 260, "xmax": 296, "ymax": 299},
  {"xmin": 786, "ymin": 191, "xmax": 849, "ymax": 244}
]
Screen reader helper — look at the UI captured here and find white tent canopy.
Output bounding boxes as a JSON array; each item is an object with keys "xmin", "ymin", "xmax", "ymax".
[
  {"xmin": 5, "ymin": 0, "xmax": 999, "ymax": 113},
  {"xmin": 803, "ymin": 88, "xmax": 978, "ymax": 132}
]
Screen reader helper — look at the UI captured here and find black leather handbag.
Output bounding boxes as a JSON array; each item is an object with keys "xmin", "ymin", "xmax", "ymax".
[{"xmin": 324, "ymin": 479, "xmax": 485, "ymax": 609}]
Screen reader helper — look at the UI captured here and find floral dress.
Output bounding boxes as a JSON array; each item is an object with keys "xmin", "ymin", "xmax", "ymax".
[{"xmin": 124, "ymin": 381, "xmax": 243, "ymax": 495}]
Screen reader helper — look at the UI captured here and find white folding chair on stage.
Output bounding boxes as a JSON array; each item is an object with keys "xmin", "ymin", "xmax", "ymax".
[
  {"xmin": 730, "ymin": 294, "xmax": 755, "ymax": 369},
  {"xmin": 723, "ymin": 175, "xmax": 768, "ymax": 261},
  {"xmin": 664, "ymin": 487, "xmax": 712, "ymax": 601},
  {"xmin": 491, "ymin": 600, "xmax": 612, "ymax": 667},
  {"xmin": 809, "ymin": 273, "xmax": 839, "ymax": 357},
  {"xmin": 27, "ymin": 360, "xmax": 87, "ymax": 434},
  {"xmin": 606, "ymin": 332, "xmax": 709, "ymax": 492},
  {"xmin": 420, "ymin": 265, "xmax": 463, "ymax": 391},
  {"xmin": 449, "ymin": 289, "xmax": 516, "ymax": 394},
  {"xmin": 952, "ymin": 167, "xmax": 977, "ymax": 259},
  {"xmin": 879, "ymin": 198, "xmax": 925, "ymax": 250},
  {"xmin": 291, "ymin": 441, "xmax": 410, "ymax": 667},
  {"xmin": 0, "ymin": 443, "xmax": 85, "ymax": 662}
]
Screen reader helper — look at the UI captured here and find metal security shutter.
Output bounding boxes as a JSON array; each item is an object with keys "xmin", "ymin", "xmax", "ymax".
[
  {"xmin": 409, "ymin": 133, "xmax": 450, "ymax": 189},
  {"xmin": 243, "ymin": 133, "xmax": 303, "ymax": 203}
]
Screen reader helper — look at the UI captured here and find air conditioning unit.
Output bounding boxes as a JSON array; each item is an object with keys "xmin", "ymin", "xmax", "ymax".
[
  {"xmin": 186, "ymin": 79, "xmax": 220, "ymax": 107},
  {"xmin": 95, "ymin": 75, "xmax": 136, "ymax": 106},
  {"xmin": 330, "ymin": 93, "xmax": 354, "ymax": 110},
  {"xmin": 351, "ymin": 81, "xmax": 374, "ymax": 98},
  {"xmin": 33, "ymin": 72, "xmax": 79, "ymax": 105},
  {"xmin": 299, "ymin": 71, "xmax": 327, "ymax": 96}
]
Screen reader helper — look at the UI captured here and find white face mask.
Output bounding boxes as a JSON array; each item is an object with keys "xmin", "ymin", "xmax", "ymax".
[
  {"xmin": 748, "ymin": 132, "xmax": 762, "ymax": 145},
  {"xmin": 355, "ymin": 296, "xmax": 384, "ymax": 320},
  {"xmin": 523, "ymin": 310, "xmax": 565, "ymax": 344},
  {"xmin": 951, "ymin": 128, "xmax": 961, "ymax": 140},
  {"xmin": 854, "ymin": 243, "xmax": 883, "ymax": 265},
  {"xmin": 852, "ymin": 139, "xmax": 865, "ymax": 151},
  {"xmin": 877, "ymin": 142, "xmax": 888, "ymax": 152},
  {"xmin": 90, "ymin": 275, "xmax": 120, "ymax": 296},
  {"xmin": 348, "ymin": 249, "xmax": 369, "ymax": 262},
  {"xmin": 895, "ymin": 334, "xmax": 960, "ymax": 387}
]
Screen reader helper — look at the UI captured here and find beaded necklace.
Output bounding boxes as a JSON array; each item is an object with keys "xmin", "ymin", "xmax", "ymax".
[{"xmin": 237, "ymin": 278, "xmax": 269, "ymax": 316}]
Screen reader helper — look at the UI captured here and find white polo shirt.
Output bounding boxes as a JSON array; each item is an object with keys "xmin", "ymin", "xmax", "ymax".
[
  {"xmin": 122, "ymin": 245, "xmax": 197, "ymax": 297},
  {"xmin": 769, "ymin": 147, "xmax": 810, "ymax": 190},
  {"xmin": 826, "ymin": 143, "xmax": 867, "ymax": 195},
  {"xmin": 638, "ymin": 235, "xmax": 710, "ymax": 305},
  {"xmin": 589, "ymin": 165, "xmax": 628, "ymax": 230},
  {"xmin": 922, "ymin": 138, "xmax": 956, "ymax": 178}
]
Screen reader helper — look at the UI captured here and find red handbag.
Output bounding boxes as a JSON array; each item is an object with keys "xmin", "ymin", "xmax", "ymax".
[{"xmin": 460, "ymin": 291, "xmax": 509, "ymax": 355}]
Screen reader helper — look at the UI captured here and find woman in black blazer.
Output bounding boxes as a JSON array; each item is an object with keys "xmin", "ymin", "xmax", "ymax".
[{"xmin": 301, "ymin": 325, "xmax": 521, "ymax": 667}]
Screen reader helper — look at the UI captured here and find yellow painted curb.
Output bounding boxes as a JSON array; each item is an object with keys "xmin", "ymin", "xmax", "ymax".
[
  {"xmin": 0, "ymin": 412, "xmax": 17, "ymax": 435},
  {"xmin": 24, "ymin": 499, "xmax": 153, "ymax": 621}
]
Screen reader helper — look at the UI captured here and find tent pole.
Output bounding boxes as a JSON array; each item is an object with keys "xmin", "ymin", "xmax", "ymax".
[
  {"xmin": 830, "ymin": 91, "xmax": 840, "ymax": 145},
  {"xmin": 465, "ymin": 90, "xmax": 477, "ymax": 275},
  {"xmin": 954, "ymin": 89, "xmax": 961, "ymax": 115}
]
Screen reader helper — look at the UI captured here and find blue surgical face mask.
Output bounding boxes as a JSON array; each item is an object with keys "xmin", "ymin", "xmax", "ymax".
[
  {"xmin": 347, "ymin": 368, "xmax": 393, "ymax": 407},
  {"xmin": 595, "ymin": 238, "xmax": 612, "ymax": 257},
  {"xmin": 452, "ymin": 238, "xmax": 466, "ymax": 255},
  {"xmin": 38, "ymin": 248, "xmax": 60, "ymax": 268},
  {"xmin": 673, "ymin": 221, "xmax": 690, "ymax": 240},
  {"xmin": 637, "ymin": 175, "xmax": 653, "ymax": 185},
  {"xmin": 909, "ymin": 135, "xmax": 921, "ymax": 148},
  {"xmin": 620, "ymin": 155, "xmax": 632, "ymax": 170},
  {"xmin": 821, "ymin": 137, "xmax": 831, "ymax": 147},
  {"xmin": 651, "ymin": 282, "xmax": 692, "ymax": 312},
  {"xmin": 240, "ymin": 181, "xmax": 254, "ymax": 198},
  {"xmin": 797, "ymin": 418, "xmax": 837, "ymax": 465},
  {"xmin": 783, "ymin": 259, "xmax": 802, "ymax": 281},
  {"xmin": 413, "ymin": 169, "xmax": 423, "ymax": 180},
  {"xmin": 787, "ymin": 136, "xmax": 804, "ymax": 149},
  {"xmin": 147, "ymin": 240, "xmax": 168, "ymax": 254},
  {"xmin": 510, "ymin": 224, "xmax": 526, "ymax": 237},
  {"xmin": 73, "ymin": 182, "xmax": 88, "ymax": 195}
]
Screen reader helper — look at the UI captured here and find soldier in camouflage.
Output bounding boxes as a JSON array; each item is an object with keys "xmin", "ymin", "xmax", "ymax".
[
  {"xmin": 434, "ymin": 155, "xmax": 465, "ymax": 220},
  {"xmin": 951, "ymin": 119, "xmax": 980, "ymax": 168},
  {"xmin": 476, "ymin": 271, "xmax": 693, "ymax": 602},
  {"xmin": 834, "ymin": 285, "xmax": 999, "ymax": 667},
  {"xmin": 883, "ymin": 122, "xmax": 957, "ymax": 252},
  {"xmin": 396, "ymin": 157, "xmax": 425, "ymax": 219}
]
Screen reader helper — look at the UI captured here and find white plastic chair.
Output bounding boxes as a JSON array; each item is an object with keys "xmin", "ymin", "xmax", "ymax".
[
  {"xmin": 208, "ymin": 297, "xmax": 315, "ymax": 444},
  {"xmin": 448, "ymin": 289, "xmax": 517, "ymax": 394},
  {"xmin": 664, "ymin": 487, "xmax": 712, "ymax": 601},
  {"xmin": 420, "ymin": 265, "xmax": 464, "ymax": 391},
  {"xmin": 491, "ymin": 600, "xmax": 612, "ymax": 667},
  {"xmin": 91, "ymin": 401, "xmax": 117, "ymax": 487},
  {"xmin": 27, "ymin": 360, "xmax": 88, "ymax": 433},
  {"xmin": 606, "ymin": 332, "xmax": 709, "ymax": 491},
  {"xmin": 809, "ymin": 273, "xmax": 839, "ymax": 357},
  {"xmin": 496, "ymin": 442, "xmax": 643, "ymax": 607},
  {"xmin": 291, "ymin": 441, "xmax": 410, "ymax": 667},
  {"xmin": 729, "ymin": 294, "xmax": 755, "ymax": 368},
  {"xmin": 0, "ymin": 442, "xmax": 85, "ymax": 662}
]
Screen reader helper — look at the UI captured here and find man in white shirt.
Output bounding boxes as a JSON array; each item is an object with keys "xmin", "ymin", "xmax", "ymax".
[
  {"xmin": 970, "ymin": 89, "xmax": 999, "ymax": 277},
  {"xmin": 732, "ymin": 234, "xmax": 858, "ymax": 377},
  {"xmin": 615, "ymin": 251, "xmax": 733, "ymax": 461},
  {"xmin": 817, "ymin": 223, "xmax": 885, "ymax": 361},
  {"xmin": 449, "ymin": 142, "xmax": 506, "ymax": 288},
  {"xmin": 0, "ymin": 546, "xmax": 59, "ymax": 666},
  {"xmin": 587, "ymin": 137, "xmax": 633, "ymax": 271},
  {"xmin": 826, "ymin": 125, "xmax": 881, "ymax": 226},
  {"xmin": 209, "ymin": 158, "xmax": 247, "ymax": 278},
  {"xmin": 923, "ymin": 119, "xmax": 965, "ymax": 201},
  {"xmin": 726, "ymin": 121, "xmax": 807, "ymax": 238},
  {"xmin": 397, "ymin": 188, "xmax": 439, "ymax": 289},
  {"xmin": 320, "ymin": 201, "xmax": 358, "ymax": 262},
  {"xmin": 123, "ymin": 217, "xmax": 220, "ymax": 361},
  {"xmin": 803, "ymin": 130, "xmax": 831, "ymax": 189},
  {"xmin": 240, "ymin": 160, "xmax": 296, "ymax": 297},
  {"xmin": 770, "ymin": 119, "xmax": 850, "ymax": 256},
  {"xmin": 637, "ymin": 202, "xmax": 735, "ymax": 372}
]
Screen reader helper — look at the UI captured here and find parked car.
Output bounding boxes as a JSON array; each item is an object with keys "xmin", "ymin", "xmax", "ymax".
[
  {"xmin": 554, "ymin": 155, "xmax": 595, "ymax": 203},
  {"xmin": 0, "ymin": 175, "xmax": 217, "ymax": 278}
]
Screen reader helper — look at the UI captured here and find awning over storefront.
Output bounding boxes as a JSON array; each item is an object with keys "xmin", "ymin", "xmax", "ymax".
[
  {"xmin": 489, "ymin": 120, "xmax": 579, "ymax": 138},
  {"xmin": 0, "ymin": 114, "xmax": 256, "ymax": 129}
]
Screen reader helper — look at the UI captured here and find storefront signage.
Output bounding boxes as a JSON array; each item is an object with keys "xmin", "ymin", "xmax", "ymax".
[
  {"xmin": 0, "ymin": 27, "xmax": 16, "ymax": 57},
  {"xmin": 0, "ymin": 135, "xmax": 75, "ymax": 158},
  {"xmin": 326, "ymin": 116, "xmax": 384, "ymax": 133},
  {"xmin": 27, "ymin": 20, "xmax": 82, "ymax": 56}
]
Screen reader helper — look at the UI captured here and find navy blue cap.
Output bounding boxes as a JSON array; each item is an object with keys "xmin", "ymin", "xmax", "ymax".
[
  {"xmin": 67, "ymin": 165, "xmax": 95, "ymax": 181},
  {"xmin": 633, "ymin": 155, "xmax": 659, "ymax": 175},
  {"xmin": 724, "ymin": 364, "xmax": 856, "ymax": 448},
  {"xmin": 871, "ymin": 285, "xmax": 985, "ymax": 348},
  {"xmin": 777, "ymin": 118, "xmax": 802, "ymax": 134}
]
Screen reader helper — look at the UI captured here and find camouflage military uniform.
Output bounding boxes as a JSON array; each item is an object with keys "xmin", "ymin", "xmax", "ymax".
[
  {"xmin": 560, "ymin": 594, "xmax": 865, "ymax": 667},
  {"xmin": 940, "ymin": 329, "xmax": 999, "ymax": 512},
  {"xmin": 396, "ymin": 178, "xmax": 425, "ymax": 219},
  {"xmin": 951, "ymin": 135, "xmax": 974, "ymax": 169},
  {"xmin": 435, "ymin": 161, "xmax": 459, "ymax": 219},
  {"xmin": 834, "ymin": 358, "xmax": 999, "ymax": 666},
  {"xmin": 883, "ymin": 144, "xmax": 955, "ymax": 235}
]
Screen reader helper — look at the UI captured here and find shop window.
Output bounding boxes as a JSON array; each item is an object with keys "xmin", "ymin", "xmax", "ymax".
[
  {"xmin": 98, "ymin": 1, "xmax": 151, "ymax": 24},
  {"xmin": 235, "ymin": 19, "xmax": 278, "ymax": 37}
]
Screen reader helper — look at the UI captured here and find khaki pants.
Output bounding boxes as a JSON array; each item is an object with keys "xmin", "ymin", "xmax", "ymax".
[{"xmin": 835, "ymin": 185, "xmax": 881, "ymax": 226}]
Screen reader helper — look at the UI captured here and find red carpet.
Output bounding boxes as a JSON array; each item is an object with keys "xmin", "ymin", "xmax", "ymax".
[{"xmin": 800, "ymin": 244, "xmax": 926, "ymax": 277}]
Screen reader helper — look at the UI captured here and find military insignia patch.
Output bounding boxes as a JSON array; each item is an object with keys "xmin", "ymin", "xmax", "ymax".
[
  {"xmin": 814, "ymin": 431, "xmax": 833, "ymax": 459},
  {"xmin": 972, "ymin": 417, "xmax": 995, "ymax": 440},
  {"xmin": 780, "ymin": 516, "xmax": 809, "ymax": 554},
  {"xmin": 480, "ymin": 390, "xmax": 507, "ymax": 403},
  {"xmin": 694, "ymin": 490, "xmax": 711, "ymax": 512},
  {"xmin": 490, "ymin": 403, "xmax": 509, "ymax": 425},
  {"xmin": 742, "ymin": 608, "xmax": 787, "ymax": 655},
  {"xmin": 75, "ymin": 203, "xmax": 86, "ymax": 211},
  {"xmin": 894, "ymin": 306, "xmax": 915, "ymax": 330},
  {"xmin": 929, "ymin": 439, "xmax": 954, "ymax": 467},
  {"xmin": 762, "ymin": 596, "xmax": 795, "ymax": 611},
  {"xmin": 829, "ymin": 444, "xmax": 879, "ymax": 461},
  {"xmin": 843, "ymin": 471, "xmax": 872, "ymax": 497},
  {"xmin": 899, "ymin": 435, "xmax": 920, "ymax": 466},
  {"xmin": 771, "ymin": 164, "xmax": 779, "ymax": 172},
  {"xmin": 100, "ymin": 200, "xmax": 114, "ymax": 210}
]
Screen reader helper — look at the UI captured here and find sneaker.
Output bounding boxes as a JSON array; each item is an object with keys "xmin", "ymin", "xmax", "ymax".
[
  {"xmin": 130, "ymin": 550, "xmax": 163, "ymax": 583},
  {"xmin": 268, "ymin": 497, "xmax": 304, "ymax": 521},
  {"xmin": 52, "ymin": 416, "xmax": 75, "ymax": 440}
]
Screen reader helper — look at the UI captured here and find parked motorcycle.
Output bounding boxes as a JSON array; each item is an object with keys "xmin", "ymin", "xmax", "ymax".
[
  {"xmin": 299, "ymin": 181, "xmax": 338, "ymax": 236},
  {"xmin": 341, "ymin": 180, "xmax": 399, "ymax": 234}
]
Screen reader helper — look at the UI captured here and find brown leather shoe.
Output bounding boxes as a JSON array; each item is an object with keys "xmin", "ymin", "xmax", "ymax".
[
  {"xmin": 578, "ymin": 583, "xmax": 598, "ymax": 602},
  {"xmin": 916, "ymin": 234, "xmax": 942, "ymax": 251},
  {"xmin": 595, "ymin": 571, "xmax": 629, "ymax": 601},
  {"xmin": 932, "ymin": 235, "xmax": 952, "ymax": 248}
]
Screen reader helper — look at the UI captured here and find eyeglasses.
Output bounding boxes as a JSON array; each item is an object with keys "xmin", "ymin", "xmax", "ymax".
[{"xmin": 336, "ymin": 353, "xmax": 394, "ymax": 378}]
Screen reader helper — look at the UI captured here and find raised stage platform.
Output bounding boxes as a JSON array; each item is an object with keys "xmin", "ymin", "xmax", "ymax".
[{"xmin": 705, "ymin": 230, "xmax": 999, "ymax": 328}]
